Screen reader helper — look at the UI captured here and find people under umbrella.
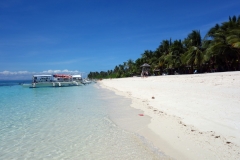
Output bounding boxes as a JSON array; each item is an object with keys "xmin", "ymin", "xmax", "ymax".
[{"xmin": 140, "ymin": 63, "xmax": 150, "ymax": 78}]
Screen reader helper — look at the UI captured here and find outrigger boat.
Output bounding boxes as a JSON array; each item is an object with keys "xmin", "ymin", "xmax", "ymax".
[
  {"xmin": 26, "ymin": 74, "xmax": 83, "ymax": 88},
  {"xmin": 82, "ymin": 78, "xmax": 92, "ymax": 85}
]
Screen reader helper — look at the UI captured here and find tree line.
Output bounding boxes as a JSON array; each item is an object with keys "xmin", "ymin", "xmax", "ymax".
[{"xmin": 88, "ymin": 15, "xmax": 240, "ymax": 79}]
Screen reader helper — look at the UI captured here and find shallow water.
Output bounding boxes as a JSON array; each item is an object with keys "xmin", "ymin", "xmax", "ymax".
[{"xmin": 0, "ymin": 81, "xmax": 167, "ymax": 159}]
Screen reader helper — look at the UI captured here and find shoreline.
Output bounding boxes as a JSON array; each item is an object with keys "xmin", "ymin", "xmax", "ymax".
[
  {"xmin": 100, "ymin": 85, "xmax": 171, "ymax": 159},
  {"xmin": 99, "ymin": 71, "xmax": 240, "ymax": 159}
]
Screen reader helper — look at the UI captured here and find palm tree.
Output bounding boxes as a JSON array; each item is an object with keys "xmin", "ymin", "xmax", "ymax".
[
  {"xmin": 164, "ymin": 51, "xmax": 182, "ymax": 73},
  {"xmin": 87, "ymin": 15, "xmax": 240, "ymax": 78},
  {"xmin": 182, "ymin": 30, "xmax": 204, "ymax": 73},
  {"xmin": 135, "ymin": 58, "xmax": 144, "ymax": 75},
  {"xmin": 141, "ymin": 50, "xmax": 154, "ymax": 65},
  {"xmin": 152, "ymin": 39, "xmax": 173, "ymax": 74},
  {"xmin": 114, "ymin": 66, "xmax": 119, "ymax": 73},
  {"xmin": 126, "ymin": 59, "xmax": 134, "ymax": 76},
  {"xmin": 158, "ymin": 40, "xmax": 171, "ymax": 55},
  {"xmin": 168, "ymin": 40, "xmax": 184, "ymax": 72},
  {"xmin": 205, "ymin": 15, "xmax": 240, "ymax": 71},
  {"xmin": 227, "ymin": 16, "xmax": 240, "ymax": 69}
]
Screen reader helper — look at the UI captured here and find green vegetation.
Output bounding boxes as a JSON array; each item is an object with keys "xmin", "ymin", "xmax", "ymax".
[{"xmin": 88, "ymin": 15, "xmax": 240, "ymax": 79}]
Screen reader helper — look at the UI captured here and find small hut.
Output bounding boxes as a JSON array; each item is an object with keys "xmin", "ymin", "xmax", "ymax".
[{"xmin": 140, "ymin": 63, "xmax": 151, "ymax": 77}]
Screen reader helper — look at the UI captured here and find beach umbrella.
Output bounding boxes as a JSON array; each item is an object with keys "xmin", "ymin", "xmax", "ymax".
[
  {"xmin": 140, "ymin": 63, "xmax": 151, "ymax": 67},
  {"xmin": 140, "ymin": 63, "xmax": 151, "ymax": 75}
]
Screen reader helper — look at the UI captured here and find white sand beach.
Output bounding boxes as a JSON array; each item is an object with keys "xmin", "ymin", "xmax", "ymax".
[{"xmin": 99, "ymin": 71, "xmax": 240, "ymax": 160}]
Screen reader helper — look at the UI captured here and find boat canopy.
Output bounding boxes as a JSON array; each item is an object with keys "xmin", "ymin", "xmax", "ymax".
[
  {"xmin": 53, "ymin": 74, "xmax": 72, "ymax": 78},
  {"xmin": 72, "ymin": 75, "xmax": 82, "ymax": 78}
]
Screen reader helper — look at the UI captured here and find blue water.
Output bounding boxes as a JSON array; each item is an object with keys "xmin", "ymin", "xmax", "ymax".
[
  {"xmin": 0, "ymin": 81, "xmax": 167, "ymax": 159},
  {"xmin": 0, "ymin": 80, "xmax": 31, "ymax": 86}
]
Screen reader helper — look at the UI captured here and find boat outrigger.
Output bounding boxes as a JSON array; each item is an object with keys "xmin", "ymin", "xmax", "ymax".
[{"xmin": 28, "ymin": 74, "xmax": 83, "ymax": 88}]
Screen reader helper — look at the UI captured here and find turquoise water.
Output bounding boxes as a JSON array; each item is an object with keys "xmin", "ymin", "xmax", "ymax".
[{"xmin": 0, "ymin": 81, "xmax": 166, "ymax": 159}]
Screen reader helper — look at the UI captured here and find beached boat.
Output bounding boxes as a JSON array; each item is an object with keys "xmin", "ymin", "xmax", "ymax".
[
  {"xmin": 72, "ymin": 75, "xmax": 83, "ymax": 84},
  {"xmin": 26, "ymin": 74, "xmax": 83, "ymax": 88}
]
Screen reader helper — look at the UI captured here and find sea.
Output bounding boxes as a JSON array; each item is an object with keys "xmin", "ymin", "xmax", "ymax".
[{"xmin": 0, "ymin": 80, "xmax": 168, "ymax": 160}]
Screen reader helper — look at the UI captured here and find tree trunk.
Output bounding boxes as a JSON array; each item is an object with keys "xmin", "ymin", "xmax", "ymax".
[{"xmin": 190, "ymin": 63, "xmax": 194, "ymax": 74}]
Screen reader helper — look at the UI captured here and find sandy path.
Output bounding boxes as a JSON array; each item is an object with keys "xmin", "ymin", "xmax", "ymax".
[{"xmin": 99, "ymin": 71, "xmax": 240, "ymax": 160}]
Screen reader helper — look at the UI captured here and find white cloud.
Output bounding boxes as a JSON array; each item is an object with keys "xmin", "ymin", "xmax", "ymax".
[
  {"xmin": 0, "ymin": 71, "xmax": 13, "ymax": 75},
  {"xmin": 41, "ymin": 69, "xmax": 79, "ymax": 74},
  {"xmin": 0, "ymin": 70, "xmax": 35, "ymax": 75},
  {"xmin": 0, "ymin": 70, "xmax": 82, "ymax": 80},
  {"xmin": 0, "ymin": 70, "xmax": 80, "ymax": 75},
  {"xmin": 42, "ymin": 70, "xmax": 61, "ymax": 74}
]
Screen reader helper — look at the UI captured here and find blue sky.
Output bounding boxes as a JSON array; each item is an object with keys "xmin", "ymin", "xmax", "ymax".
[{"xmin": 0, "ymin": 0, "xmax": 240, "ymax": 80}]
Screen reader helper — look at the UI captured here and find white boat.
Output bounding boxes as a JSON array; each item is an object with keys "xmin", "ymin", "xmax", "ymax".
[
  {"xmin": 82, "ymin": 78, "xmax": 92, "ymax": 85},
  {"xmin": 72, "ymin": 75, "xmax": 82, "ymax": 80},
  {"xmin": 72, "ymin": 75, "xmax": 83, "ymax": 85},
  {"xmin": 29, "ymin": 74, "xmax": 82, "ymax": 88}
]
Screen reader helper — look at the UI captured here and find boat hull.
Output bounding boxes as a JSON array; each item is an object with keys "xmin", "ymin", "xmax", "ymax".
[{"xmin": 30, "ymin": 81, "xmax": 82, "ymax": 88}]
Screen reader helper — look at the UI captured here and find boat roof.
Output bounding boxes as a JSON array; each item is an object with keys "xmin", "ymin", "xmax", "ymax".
[
  {"xmin": 53, "ymin": 74, "xmax": 72, "ymax": 78},
  {"xmin": 72, "ymin": 75, "xmax": 81, "ymax": 78}
]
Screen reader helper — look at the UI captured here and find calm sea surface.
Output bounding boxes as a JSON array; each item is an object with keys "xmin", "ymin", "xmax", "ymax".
[{"xmin": 0, "ymin": 80, "xmax": 167, "ymax": 160}]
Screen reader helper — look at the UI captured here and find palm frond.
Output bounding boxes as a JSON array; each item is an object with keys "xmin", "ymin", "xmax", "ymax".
[{"xmin": 232, "ymin": 42, "xmax": 240, "ymax": 48}]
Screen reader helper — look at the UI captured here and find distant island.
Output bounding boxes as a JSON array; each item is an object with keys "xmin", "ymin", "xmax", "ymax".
[{"xmin": 88, "ymin": 15, "xmax": 240, "ymax": 79}]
